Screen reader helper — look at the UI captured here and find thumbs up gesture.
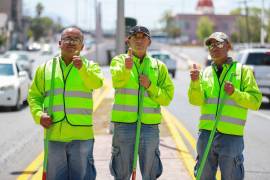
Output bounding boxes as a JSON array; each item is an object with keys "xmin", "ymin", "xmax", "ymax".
[
  {"xmin": 125, "ymin": 48, "xmax": 133, "ymax": 70},
  {"xmin": 72, "ymin": 50, "xmax": 82, "ymax": 70},
  {"xmin": 190, "ymin": 64, "xmax": 200, "ymax": 81}
]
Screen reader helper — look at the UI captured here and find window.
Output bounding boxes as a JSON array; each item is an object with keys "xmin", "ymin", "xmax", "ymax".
[
  {"xmin": 0, "ymin": 64, "xmax": 14, "ymax": 76},
  {"xmin": 246, "ymin": 52, "xmax": 270, "ymax": 66},
  {"xmin": 152, "ymin": 54, "xmax": 170, "ymax": 63}
]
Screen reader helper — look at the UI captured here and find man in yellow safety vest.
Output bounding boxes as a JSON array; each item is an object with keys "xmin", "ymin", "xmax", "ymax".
[
  {"xmin": 28, "ymin": 27, "xmax": 103, "ymax": 179},
  {"xmin": 109, "ymin": 25, "xmax": 174, "ymax": 180},
  {"xmin": 188, "ymin": 32, "xmax": 262, "ymax": 180}
]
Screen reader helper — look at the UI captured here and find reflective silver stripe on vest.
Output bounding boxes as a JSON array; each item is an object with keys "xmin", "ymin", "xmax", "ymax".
[
  {"xmin": 200, "ymin": 114, "xmax": 246, "ymax": 126},
  {"xmin": 113, "ymin": 104, "xmax": 137, "ymax": 112},
  {"xmin": 65, "ymin": 91, "xmax": 92, "ymax": 98},
  {"xmin": 45, "ymin": 105, "xmax": 92, "ymax": 115},
  {"xmin": 205, "ymin": 98, "xmax": 244, "ymax": 108},
  {"xmin": 113, "ymin": 104, "xmax": 160, "ymax": 114},
  {"xmin": 45, "ymin": 105, "xmax": 64, "ymax": 112},
  {"xmin": 45, "ymin": 88, "xmax": 64, "ymax": 96},
  {"xmin": 143, "ymin": 107, "xmax": 161, "ymax": 114},
  {"xmin": 66, "ymin": 108, "xmax": 92, "ymax": 115},
  {"xmin": 45, "ymin": 89, "xmax": 92, "ymax": 98},
  {"xmin": 115, "ymin": 88, "xmax": 149, "ymax": 97}
]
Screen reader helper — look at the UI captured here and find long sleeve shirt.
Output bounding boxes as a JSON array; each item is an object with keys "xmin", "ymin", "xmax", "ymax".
[
  {"xmin": 110, "ymin": 54, "xmax": 174, "ymax": 106},
  {"xmin": 188, "ymin": 61, "xmax": 262, "ymax": 111},
  {"xmin": 28, "ymin": 57, "xmax": 103, "ymax": 142}
]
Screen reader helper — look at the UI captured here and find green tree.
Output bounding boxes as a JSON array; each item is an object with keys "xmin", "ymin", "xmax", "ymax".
[
  {"xmin": 0, "ymin": 34, "xmax": 6, "ymax": 46},
  {"xmin": 230, "ymin": 7, "xmax": 263, "ymax": 43},
  {"xmin": 160, "ymin": 10, "xmax": 181, "ymax": 38},
  {"xmin": 196, "ymin": 16, "xmax": 214, "ymax": 42},
  {"xmin": 27, "ymin": 2, "xmax": 63, "ymax": 41},
  {"xmin": 31, "ymin": 17, "xmax": 54, "ymax": 40},
  {"xmin": 36, "ymin": 2, "xmax": 44, "ymax": 17}
]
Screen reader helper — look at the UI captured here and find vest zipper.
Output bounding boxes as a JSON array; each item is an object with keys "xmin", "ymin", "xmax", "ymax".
[{"xmin": 214, "ymin": 63, "xmax": 234, "ymax": 120}]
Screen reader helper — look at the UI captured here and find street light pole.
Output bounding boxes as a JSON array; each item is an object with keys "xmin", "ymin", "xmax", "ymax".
[
  {"xmin": 116, "ymin": 0, "xmax": 125, "ymax": 54},
  {"xmin": 260, "ymin": 0, "xmax": 265, "ymax": 45}
]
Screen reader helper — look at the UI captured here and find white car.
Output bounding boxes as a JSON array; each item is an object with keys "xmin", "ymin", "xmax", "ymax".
[
  {"xmin": 0, "ymin": 58, "xmax": 30, "ymax": 110},
  {"xmin": 41, "ymin": 43, "xmax": 53, "ymax": 55},
  {"xmin": 237, "ymin": 48, "xmax": 270, "ymax": 100},
  {"xmin": 148, "ymin": 50, "xmax": 177, "ymax": 78},
  {"xmin": 3, "ymin": 51, "xmax": 34, "ymax": 79}
]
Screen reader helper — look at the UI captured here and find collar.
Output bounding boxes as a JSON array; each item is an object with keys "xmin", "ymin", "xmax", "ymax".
[{"xmin": 212, "ymin": 57, "xmax": 233, "ymax": 71}]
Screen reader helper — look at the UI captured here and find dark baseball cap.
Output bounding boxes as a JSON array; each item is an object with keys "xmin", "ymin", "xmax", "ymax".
[
  {"xmin": 128, "ymin": 25, "xmax": 151, "ymax": 39},
  {"xmin": 205, "ymin": 32, "xmax": 229, "ymax": 46}
]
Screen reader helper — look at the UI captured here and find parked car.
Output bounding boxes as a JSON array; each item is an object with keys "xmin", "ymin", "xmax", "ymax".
[
  {"xmin": 237, "ymin": 48, "xmax": 270, "ymax": 101},
  {"xmin": 205, "ymin": 53, "xmax": 212, "ymax": 67},
  {"xmin": 148, "ymin": 50, "xmax": 177, "ymax": 78},
  {"xmin": 0, "ymin": 58, "xmax": 30, "ymax": 110},
  {"xmin": 41, "ymin": 43, "xmax": 53, "ymax": 55},
  {"xmin": 27, "ymin": 42, "xmax": 41, "ymax": 51},
  {"xmin": 3, "ymin": 51, "xmax": 34, "ymax": 79}
]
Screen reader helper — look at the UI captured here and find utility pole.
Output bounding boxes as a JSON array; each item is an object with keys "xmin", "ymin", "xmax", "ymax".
[
  {"xmin": 116, "ymin": 0, "xmax": 125, "ymax": 54},
  {"xmin": 75, "ymin": 0, "xmax": 79, "ymax": 26},
  {"xmin": 243, "ymin": 0, "xmax": 250, "ymax": 44},
  {"xmin": 238, "ymin": 0, "xmax": 251, "ymax": 44},
  {"xmin": 261, "ymin": 0, "xmax": 266, "ymax": 45}
]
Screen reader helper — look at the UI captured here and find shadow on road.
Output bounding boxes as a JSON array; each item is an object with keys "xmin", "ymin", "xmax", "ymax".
[
  {"xmin": 260, "ymin": 102, "xmax": 270, "ymax": 110},
  {"xmin": 10, "ymin": 170, "xmax": 37, "ymax": 175},
  {"xmin": 160, "ymin": 142, "xmax": 190, "ymax": 154},
  {"xmin": 0, "ymin": 103, "xmax": 28, "ymax": 113}
]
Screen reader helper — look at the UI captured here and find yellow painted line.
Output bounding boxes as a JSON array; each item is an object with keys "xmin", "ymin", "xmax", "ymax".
[
  {"xmin": 162, "ymin": 108, "xmax": 196, "ymax": 179},
  {"xmin": 30, "ymin": 166, "xmax": 43, "ymax": 180},
  {"xmin": 17, "ymin": 152, "xmax": 44, "ymax": 180},
  {"xmin": 17, "ymin": 81, "xmax": 111, "ymax": 180},
  {"xmin": 162, "ymin": 108, "xmax": 221, "ymax": 180}
]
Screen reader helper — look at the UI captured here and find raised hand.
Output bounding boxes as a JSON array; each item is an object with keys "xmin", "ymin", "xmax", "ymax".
[
  {"xmin": 125, "ymin": 48, "xmax": 133, "ymax": 70},
  {"xmin": 139, "ymin": 74, "xmax": 151, "ymax": 89},
  {"xmin": 224, "ymin": 81, "xmax": 235, "ymax": 95},
  {"xmin": 190, "ymin": 64, "xmax": 200, "ymax": 81}
]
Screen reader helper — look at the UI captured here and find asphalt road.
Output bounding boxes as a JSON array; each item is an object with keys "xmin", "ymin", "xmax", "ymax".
[{"xmin": 0, "ymin": 43, "xmax": 270, "ymax": 180}]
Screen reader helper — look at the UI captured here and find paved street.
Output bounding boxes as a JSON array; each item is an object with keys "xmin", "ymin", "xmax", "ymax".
[{"xmin": 0, "ymin": 43, "xmax": 270, "ymax": 179}]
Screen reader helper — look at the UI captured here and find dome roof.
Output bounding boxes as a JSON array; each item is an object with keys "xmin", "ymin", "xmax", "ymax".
[{"xmin": 197, "ymin": 0, "xmax": 214, "ymax": 8}]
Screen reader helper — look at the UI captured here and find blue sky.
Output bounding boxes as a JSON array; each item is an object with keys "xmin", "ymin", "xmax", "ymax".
[{"xmin": 23, "ymin": 0, "xmax": 269, "ymax": 30}]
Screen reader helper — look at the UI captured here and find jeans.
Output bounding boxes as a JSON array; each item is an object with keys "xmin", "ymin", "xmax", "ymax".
[
  {"xmin": 47, "ymin": 139, "xmax": 96, "ymax": 180},
  {"xmin": 110, "ymin": 123, "xmax": 163, "ymax": 180},
  {"xmin": 194, "ymin": 130, "xmax": 244, "ymax": 180}
]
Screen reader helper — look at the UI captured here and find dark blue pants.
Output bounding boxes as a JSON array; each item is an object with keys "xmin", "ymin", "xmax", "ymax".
[
  {"xmin": 194, "ymin": 130, "xmax": 244, "ymax": 180},
  {"xmin": 110, "ymin": 123, "xmax": 163, "ymax": 180}
]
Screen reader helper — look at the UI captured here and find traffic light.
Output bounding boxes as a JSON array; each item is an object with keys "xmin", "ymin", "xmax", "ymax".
[{"xmin": 125, "ymin": 17, "xmax": 137, "ymax": 36}]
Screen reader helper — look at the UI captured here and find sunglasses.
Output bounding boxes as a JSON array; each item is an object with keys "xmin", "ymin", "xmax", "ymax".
[
  {"xmin": 207, "ymin": 42, "xmax": 224, "ymax": 50},
  {"xmin": 61, "ymin": 37, "xmax": 82, "ymax": 45}
]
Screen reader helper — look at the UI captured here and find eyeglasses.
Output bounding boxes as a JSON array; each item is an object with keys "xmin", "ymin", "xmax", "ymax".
[
  {"xmin": 208, "ymin": 42, "xmax": 224, "ymax": 50},
  {"xmin": 61, "ymin": 38, "xmax": 82, "ymax": 45}
]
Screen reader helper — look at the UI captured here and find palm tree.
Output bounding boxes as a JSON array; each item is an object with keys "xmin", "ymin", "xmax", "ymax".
[{"xmin": 36, "ymin": 2, "xmax": 44, "ymax": 17}]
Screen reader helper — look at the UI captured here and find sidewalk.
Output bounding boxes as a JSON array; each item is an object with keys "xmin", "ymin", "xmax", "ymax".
[
  {"xmin": 94, "ymin": 134, "xmax": 191, "ymax": 180},
  {"xmin": 92, "ymin": 84, "xmax": 192, "ymax": 180}
]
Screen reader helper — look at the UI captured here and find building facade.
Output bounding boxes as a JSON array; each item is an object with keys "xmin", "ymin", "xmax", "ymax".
[
  {"xmin": 0, "ymin": 0, "xmax": 23, "ymax": 49},
  {"xmin": 174, "ymin": 0, "xmax": 238, "ymax": 43}
]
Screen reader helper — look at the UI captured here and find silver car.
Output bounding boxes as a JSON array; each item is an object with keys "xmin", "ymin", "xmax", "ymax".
[
  {"xmin": 237, "ymin": 48, "xmax": 270, "ymax": 101},
  {"xmin": 0, "ymin": 58, "xmax": 30, "ymax": 110},
  {"xmin": 148, "ymin": 50, "xmax": 177, "ymax": 78},
  {"xmin": 3, "ymin": 51, "xmax": 34, "ymax": 79}
]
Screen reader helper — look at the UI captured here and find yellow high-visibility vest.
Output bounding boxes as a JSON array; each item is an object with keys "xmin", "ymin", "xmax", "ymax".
[
  {"xmin": 44, "ymin": 57, "xmax": 93, "ymax": 126},
  {"xmin": 112, "ymin": 55, "xmax": 162, "ymax": 124},
  {"xmin": 200, "ymin": 62, "xmax": 247, "ymax": 135}
]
